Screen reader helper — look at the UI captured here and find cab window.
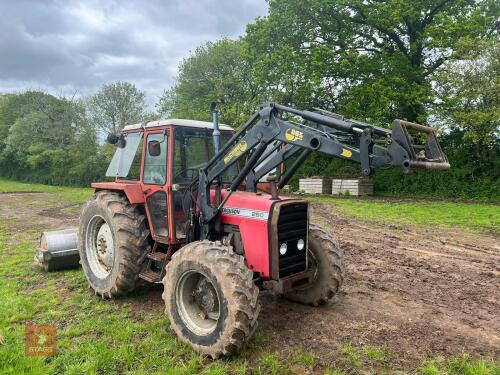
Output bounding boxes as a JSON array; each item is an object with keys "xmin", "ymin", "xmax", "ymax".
[
  {"xmin": 143, "ymin": 132, "xmax": 167, "ymax": 185},
  {"xmin": 173, "ymin": 128, "xmax": 237, "ymax": 184}
]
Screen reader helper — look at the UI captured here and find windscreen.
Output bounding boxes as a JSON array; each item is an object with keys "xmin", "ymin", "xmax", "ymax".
[
  {"xmin": 106, "ymin": 132, "xmax": 144, "ymax": 179},
  {"xmin": 173, "ymin": 128, "xmax": 237, "ymax": 183}
]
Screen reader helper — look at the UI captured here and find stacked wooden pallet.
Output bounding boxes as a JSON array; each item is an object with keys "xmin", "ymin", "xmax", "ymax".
[
  {"xmin": 299, "ymin": 177, "xmax": 332, "ymax": 194},
  {"xmin": 332, "ymin": 178, "xmax": 373, "ymax": 196}
]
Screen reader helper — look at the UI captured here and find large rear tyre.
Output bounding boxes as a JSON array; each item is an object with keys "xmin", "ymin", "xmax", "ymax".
[
  {"xmin": 78, "ymin": 191, "xmax": 150, "ymax": 298},
  {"xmin": 162, "ymin": 241, "xmax": 260, "ymax": 358},
  {"xmin": 285, "ymin": 224, "xmax": 344, "ymax": 306}
]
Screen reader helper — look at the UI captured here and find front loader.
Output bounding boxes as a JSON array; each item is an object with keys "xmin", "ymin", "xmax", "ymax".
[{"xmin": 39, "ymin": 102, "xmax": 449, "ymax": 358}]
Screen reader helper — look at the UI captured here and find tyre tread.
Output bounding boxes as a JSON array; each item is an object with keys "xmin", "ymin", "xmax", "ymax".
[
  {"xmin": 162, "ymin": 240, "xmax": 260, "ymax": 358},
  {"xmin": 79, "ymin": 190, "xmax": 150, "ymax": 298}
]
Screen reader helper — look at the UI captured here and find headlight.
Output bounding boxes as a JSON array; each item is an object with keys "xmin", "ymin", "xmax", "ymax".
[
  {"xmin": 279, "ymin": 243, "xmax": 287, "ymax": 255},
  {"xmin": 297, "ymin": 238, "xmax": 305, "ymax": 251}
]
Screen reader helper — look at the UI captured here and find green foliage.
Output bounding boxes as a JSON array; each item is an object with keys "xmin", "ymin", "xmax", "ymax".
[
  {"xmin": 0, "ymin": 83, "xmax": 150, "ymax": 188},
  {"xmin": 372, "ymin": 128, "xmax": 500, "ymax": 200},
  {"xmin": 433, "ymin": 38, "xmax": 499, "ymax": 153},
  {"xmin": 0, "ymin": 91, "xmax": 108, "ymax": 186},
  {"xmin": 161, "ymin": 0, "xmax": 498, "ymax": 200},
  {"xmin": 418, "ymin": 353, "xmax": 499, "ymax": 375},
  {"xmin": 362, "ymin": 345, "xmax": 392, "ymax": 363},
  {"xmin": 292, "ymin": 349, "xmax": 315, "ymax": 367},
  {"xmin": 87, "ymin": 81, "xmax": 148, "ymax": 134},
  {"xmin": 157, "ymin": 38, "xmax": 258, "ymax": 127},
  {"xmin": 340, "ymin": 343, "xmax": 361, "ymax": 368},
  {"xmin": 243, "ymin": 0, "xmax": 493, "ymax": 122}
]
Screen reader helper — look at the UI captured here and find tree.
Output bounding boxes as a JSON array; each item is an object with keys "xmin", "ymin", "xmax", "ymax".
[
  {"xmin": 157, "ymin": 39, "xmax": 258, "ymax": 127},
  {"xmin": 244, "ymin": 0, "xmax": 495, "ymax": 123},
  {"xmin": 87, "ymin": 82, "xmax": 147, "ymax": 134},
  {"xmin": 0, "ymin": 91, "xmax": 105, "ymax": 186},
  {"xmin": 0, "ymin": 92, "xmax": 56, "ymax": 153},
  {"xmin": 434, "ymin": 38, "xmax": 499, "ymax": 164}
]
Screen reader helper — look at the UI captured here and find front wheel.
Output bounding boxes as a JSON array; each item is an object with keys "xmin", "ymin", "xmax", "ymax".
[
  {"xmin": 162, "ymin": 241, "xmax": 260, "ymax": 358},
  {"xmin": 284, "ymin": 224, "xmax": 344, "ymax": 306}
]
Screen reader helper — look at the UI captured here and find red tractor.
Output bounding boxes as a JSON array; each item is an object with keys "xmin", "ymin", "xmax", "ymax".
[{"xmin": 78, "ymin": 102, "xmax": 449, "ymax": 357}]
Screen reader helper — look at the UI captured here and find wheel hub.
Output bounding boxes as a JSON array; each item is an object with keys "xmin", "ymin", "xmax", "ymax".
[
  {"xmin": 96, "ymin": 223, "xmax": 114, "ymax": 269},
  {"xmin": 194, "ymin": 278, "xmax": 217, "ymax": 315},
  {"xmin": 86, "ymin": 216, "xmax": 115, "ymax": 278},
  {"xmin": 97, "ymin": 237, "xmax": 107, "ymax": 253},
  {"xmin": 176, "ymin": 270, "xmax": 221, "ymax": 335}
]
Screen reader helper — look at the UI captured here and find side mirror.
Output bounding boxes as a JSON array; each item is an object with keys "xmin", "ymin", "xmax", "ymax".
[
  {"xmin": 107, "ymin": 133, "xmax": 120, "ymax": 145},
  {"xmin": 148, "ymin": 140, "xmax": 161, "ymax": 156},
  {"xmin": 107, "ymin": 133, "xmax": 127, "ymax": 148}
]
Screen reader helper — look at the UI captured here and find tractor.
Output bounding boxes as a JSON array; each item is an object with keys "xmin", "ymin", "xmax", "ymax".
[{"xmin": 76, "ymin": 102, "xmax": 449, "ymax": 357}]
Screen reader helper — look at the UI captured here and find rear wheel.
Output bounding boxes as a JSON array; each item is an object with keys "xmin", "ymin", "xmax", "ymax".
[
  {"xmin": 78, "ymin": 191, "xmax": 150, "ymax": 298},
  {"xmin": 162, "ymin": 241, "xmax": 260, "ymax": 358},
  {"xmin": 284, "ymin": 224, "xmax": 344, "ymax": 306}
]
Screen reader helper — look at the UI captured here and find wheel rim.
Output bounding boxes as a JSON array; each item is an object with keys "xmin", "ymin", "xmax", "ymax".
[
  {"xmin": 175, "ymin": 270, "xmax": 220, "ymax": 336},
  {"xmin": 308, "ymin": 249, "xmax": 319, "ymax": 281},
  {"xmin": 85, "ymin": 215, "xmax": 115, "ymax": 278}
]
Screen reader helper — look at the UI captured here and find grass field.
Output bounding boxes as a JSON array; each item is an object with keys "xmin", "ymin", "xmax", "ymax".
[
  {"xmin": 307, "ymin": 195, "xmax": 499, "ymax": 233},
  {"xmin": 0, "ymin": 179, "xmax": 92, "ymax": 204},
  {"xmin": 0, "ymin": 178, "xmax": 498, "ymax": 374}
]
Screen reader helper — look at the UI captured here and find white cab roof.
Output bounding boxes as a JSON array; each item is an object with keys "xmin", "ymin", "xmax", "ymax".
[{"xmin": 123, "ymin": 118, "xmax": 234, "ymax": 131}]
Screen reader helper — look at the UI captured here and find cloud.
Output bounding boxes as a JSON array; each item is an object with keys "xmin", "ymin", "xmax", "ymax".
[{"xmin": 0, "ymin": 0, "xmax": 268, "ymax": 108}]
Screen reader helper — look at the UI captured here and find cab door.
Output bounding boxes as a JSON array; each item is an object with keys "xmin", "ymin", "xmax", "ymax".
[{"xmin": 142, "ymin": 130, "xmax": 169, "ymax": 242}]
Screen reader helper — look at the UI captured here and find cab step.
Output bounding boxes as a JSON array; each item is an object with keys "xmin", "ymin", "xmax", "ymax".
[
  {"xmin": 147, "ymin": 252, "xmax": 168, "ymax": 262},
  {"xmin": 139, "ymin": 270, "xmax": 162, "ymax": 283}
]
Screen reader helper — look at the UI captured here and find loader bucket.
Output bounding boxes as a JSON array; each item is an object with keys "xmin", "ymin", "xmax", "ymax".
[
  {"xmin": 35, "ymin": 228, "xmax": 80, "ymax": 272},
  {"xmin": 392, "ymin": 119, "xmax": 450, "ymax": 171}
]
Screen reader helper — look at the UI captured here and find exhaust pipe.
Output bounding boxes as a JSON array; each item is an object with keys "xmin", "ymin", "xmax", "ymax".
[
  {"xmin": 35, "ymin": 228, "xmax": 80, "ymax": 272},
  {"xmin": 211, "ymin": 99, "xmax": 225, "ymax": 153}
]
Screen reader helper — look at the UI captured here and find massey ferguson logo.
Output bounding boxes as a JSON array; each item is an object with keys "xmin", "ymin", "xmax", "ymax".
[
  {"xmin": 221, "ymin": 207, "xmax": 269, "ymax": 221},
  {"xmin": 222, "ymin": 207, "xmax": 240, "ymax": 215}
]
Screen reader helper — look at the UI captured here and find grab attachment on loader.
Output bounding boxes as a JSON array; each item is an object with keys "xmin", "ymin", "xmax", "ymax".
[{"xmin": 391, "ymin": 119, "xmax": 450, "ymax": 172}]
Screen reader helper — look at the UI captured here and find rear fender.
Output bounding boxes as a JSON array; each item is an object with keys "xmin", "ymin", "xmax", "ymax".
[{"xmin": 91, "ymin": 182, "xmax": 145, "ymax": 204}]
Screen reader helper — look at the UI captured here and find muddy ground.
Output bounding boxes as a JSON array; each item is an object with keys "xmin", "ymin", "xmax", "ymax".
[
  {"xmin": 267, "ymin": 204, "xmax": 500, "ymax": 368},
  {"xmin": 2, "ymin": 192, "xmax": 499, "ymax": 371}
]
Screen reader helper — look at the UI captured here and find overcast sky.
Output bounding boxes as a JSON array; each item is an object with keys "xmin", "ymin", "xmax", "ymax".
[{"xmin": 0, "ymin": 0, "xmax": 268, "ymax": 108}]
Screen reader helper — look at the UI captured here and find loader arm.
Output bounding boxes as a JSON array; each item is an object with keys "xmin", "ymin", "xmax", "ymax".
[{"xmin": 196, "ymin": 102, "xmax": 449, "ymax": 236}]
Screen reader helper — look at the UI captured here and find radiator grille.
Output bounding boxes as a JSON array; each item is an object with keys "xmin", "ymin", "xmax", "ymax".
[{"xmin": 277, "ymin": 202, "xmax": 308, "ymax": 277}]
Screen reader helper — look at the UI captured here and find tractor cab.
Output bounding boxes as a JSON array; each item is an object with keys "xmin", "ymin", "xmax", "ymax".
[{"xmin": 97, "ymin": 119, "xmax": 237, "ymax": 244}]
